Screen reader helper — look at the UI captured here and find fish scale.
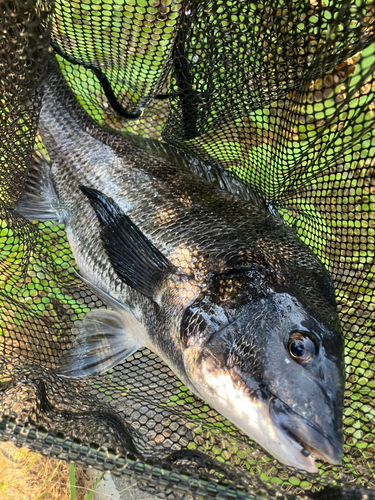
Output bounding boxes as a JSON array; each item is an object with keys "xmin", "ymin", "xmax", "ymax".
[
  {"xmin": 16, "ymin": 58, "xmax": 345, "ymax": 473},
  {"xmin": 39, "ymin": 72, "xmax": 281, "ymax": 287}
]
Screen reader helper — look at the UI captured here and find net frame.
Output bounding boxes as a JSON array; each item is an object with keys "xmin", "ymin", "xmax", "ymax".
[{"xmin": 0, "ymin": 1, "xmax": 374, "ymax": 499}]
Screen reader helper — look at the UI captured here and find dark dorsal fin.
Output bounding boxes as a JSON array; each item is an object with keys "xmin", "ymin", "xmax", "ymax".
[{"xmin": 80, "ymin": 186, "xmax": 174, "ymax": 302}]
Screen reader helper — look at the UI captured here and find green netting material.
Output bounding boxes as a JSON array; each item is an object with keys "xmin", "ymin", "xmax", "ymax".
[{"xmin": 0, "ymin": 0, "xmax": 375, "ymax": 499}]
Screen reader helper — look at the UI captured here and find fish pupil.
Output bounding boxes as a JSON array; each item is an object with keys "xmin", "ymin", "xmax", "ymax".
[{"xmin": 290, "ymin": 340, "xmax": 305, "ymax": 358}]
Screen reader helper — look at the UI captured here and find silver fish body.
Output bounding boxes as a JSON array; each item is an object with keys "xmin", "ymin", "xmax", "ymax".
[{"xmin": 16, "ymin": 62, "xmax": 345, "ymax": 473}]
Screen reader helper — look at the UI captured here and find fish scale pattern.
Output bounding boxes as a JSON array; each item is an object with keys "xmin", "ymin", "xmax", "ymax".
[{"xmin": 0, "ymin": 0, "xmax": 375, "ymax": 499}]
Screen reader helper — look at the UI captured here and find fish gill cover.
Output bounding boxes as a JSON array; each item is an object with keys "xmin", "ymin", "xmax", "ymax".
[{"xmin": 0, "ymin": 0, "xmax": 374, "ymax": 498}]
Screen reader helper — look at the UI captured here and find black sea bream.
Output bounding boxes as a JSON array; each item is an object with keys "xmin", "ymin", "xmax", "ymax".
[{"xmin": 16, "ymin": 60, "xmax": 345, "ymax": 472}]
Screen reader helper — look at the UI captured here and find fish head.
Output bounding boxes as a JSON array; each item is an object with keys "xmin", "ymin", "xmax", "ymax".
[{"xmin": 181, "ymin": 265, "xmax": 345, "ymax": 472}]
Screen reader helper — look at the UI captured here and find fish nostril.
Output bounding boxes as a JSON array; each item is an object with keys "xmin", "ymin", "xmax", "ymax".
[{"xmin": 319, "ymin": 367, "xmax": 325, "ymax": 381}]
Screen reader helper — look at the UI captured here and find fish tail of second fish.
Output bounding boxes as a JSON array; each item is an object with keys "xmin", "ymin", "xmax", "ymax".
[
  {"xmin": 15, "ymin": 150, "xmax": 61, "ymax": 223},
  {"xmin": 56, "ymin": 272, "xmax": 144, "ymax": 378}
]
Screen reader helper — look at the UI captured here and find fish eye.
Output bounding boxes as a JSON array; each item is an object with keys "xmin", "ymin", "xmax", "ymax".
[{"xmin": 288, "ymin": 331, "xmax": 316, "ymax": 363}]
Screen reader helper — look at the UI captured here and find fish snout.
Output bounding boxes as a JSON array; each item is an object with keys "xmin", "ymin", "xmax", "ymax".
[{"xmin": 270, "ymin": 396, "xmax": 343, "ymax": 465}]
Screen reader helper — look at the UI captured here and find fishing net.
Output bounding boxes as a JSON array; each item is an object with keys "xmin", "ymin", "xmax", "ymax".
[{"xmin": 0, "ymin": 0, "xmax": 374, "ymax": 498}]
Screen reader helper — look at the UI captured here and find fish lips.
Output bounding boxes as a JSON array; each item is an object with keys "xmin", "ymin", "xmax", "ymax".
[{"xmin": 270, "ymin": 395, "xmax": 343, "ymax": 465}]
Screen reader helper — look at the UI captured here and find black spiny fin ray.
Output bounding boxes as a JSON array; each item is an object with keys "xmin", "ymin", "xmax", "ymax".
[{"xmin": 80, "ymin": 186, "xmax": 174, "ymax": 302}]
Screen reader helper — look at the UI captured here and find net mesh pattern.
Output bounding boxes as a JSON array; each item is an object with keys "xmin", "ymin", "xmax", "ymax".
[{"xmin": 0, "ymin": 0, "xmax": 375, "ymax": 499}]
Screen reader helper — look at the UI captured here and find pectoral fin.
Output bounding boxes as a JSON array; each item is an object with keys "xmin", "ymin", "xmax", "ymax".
[{"xmin": 80, "ymin": 186, "xmax": 175, "ymax": 302}]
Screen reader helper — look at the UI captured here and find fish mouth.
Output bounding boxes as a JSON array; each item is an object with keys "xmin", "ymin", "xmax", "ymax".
[
  {"xmin": 270, "ymin": 396, "xmax": 343, "ymax": 466},
  {"xmin": 183, "ymin": 337, "xmax": 342, "ymax": 472}
]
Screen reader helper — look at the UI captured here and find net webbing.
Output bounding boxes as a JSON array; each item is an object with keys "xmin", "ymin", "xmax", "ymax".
[{"xmin": 0, "ymin": 1, "xmax": 374, "ymax": 499}]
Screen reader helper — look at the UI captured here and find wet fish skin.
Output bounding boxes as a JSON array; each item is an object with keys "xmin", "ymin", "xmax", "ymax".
[{"xmin": 16, "ymin": 61, "xmax": 345, "ymax": 472}]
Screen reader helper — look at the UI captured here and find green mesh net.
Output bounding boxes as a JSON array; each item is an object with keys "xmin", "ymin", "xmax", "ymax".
[{"xmin": 0, "ymin": 0, "xmax": 375, "ymax": 498}]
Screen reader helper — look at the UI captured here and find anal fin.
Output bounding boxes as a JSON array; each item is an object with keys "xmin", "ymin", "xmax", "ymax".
[{"xmin": 15, "ymin": 150, "xmax": 60, "ymax": 222}]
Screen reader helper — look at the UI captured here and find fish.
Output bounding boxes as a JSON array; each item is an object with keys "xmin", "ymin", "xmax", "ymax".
[{"xmin": 16, "ymin": 59, "xmax": 345, "ymax": 473}]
